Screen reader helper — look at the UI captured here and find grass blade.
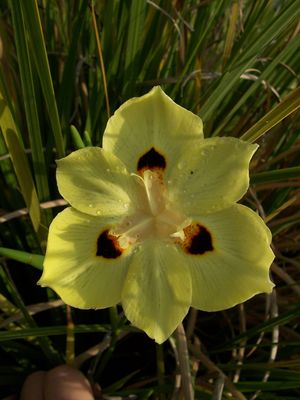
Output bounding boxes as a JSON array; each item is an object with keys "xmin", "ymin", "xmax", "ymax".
[
  {"xmin": 124, "ymin": 0, "xmax": 147, "ymax": 96},
  {"xmin": 0, "ymin": 325, "xmax": 111, "ymax": 341},
  {"xmin": 241, "ymin": 87, "xmax": 300, "ymax": 142},
  {"xmin": 222, "ymin": 0, "xmax": 239, "ymax": 70},
  {"xmin": 20, "ymin": 0, "xmax": 65, "ymax": 158},
  {"xmin": 0, "ymin": 88, "xmax": 41, "ymax": 236},
  {"xmin": 70, "ymin": 125, "xmax": 85, "ymax": 149},
  {"xmin": 251, "ymin": 166, "xmax": 300, "ymax": 184},
  {"xmin": 10, "ymin": 1, "xmax": 50, "ymax": 203},
  {"xmin": 200, "ymin": 1, "xmax": 300, "ymax": 123},
  {"xmin": 0, "ymin": 247, "xmax": 43, "ymax": 270}
]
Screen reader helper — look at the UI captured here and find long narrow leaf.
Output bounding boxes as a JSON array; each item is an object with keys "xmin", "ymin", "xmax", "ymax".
[
  {"xmin": 124, "ymin": 1, "xmax": 147, "ymax": 96},
  {"xmin": 0, "ymin": 247, "xmax": 44, "ymax": 270},
  {"xmin": 0, "ymin": 325, "xmax": 111, "ymax": 341},
  {"xmin": 251, "ymin": 166, "xmax": 300, "ymax": 184},
  {"xmin": 0, "ymin": 89, "xmax": 41, "ymax": 235},
  {"xmin": 241, "ymin": 87, "xmax": 300, "ymax": 142},
  {"xmin": 199, "ymin": 1, "xmax": 300, "ymax": 122},
  {"xmin": 10, "ymin": 2, "xmax": 50, "ymax": 203},
  {"xmin": 20, "ymin": 0, "xmax": 65, "ymax": 158}
]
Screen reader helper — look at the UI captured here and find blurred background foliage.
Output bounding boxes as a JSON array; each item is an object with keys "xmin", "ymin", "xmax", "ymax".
[{"xmin": 0, "ymin": 0, "xmax": 299, "ymax": 398}]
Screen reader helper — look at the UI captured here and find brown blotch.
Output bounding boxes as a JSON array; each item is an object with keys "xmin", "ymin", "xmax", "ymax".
[
  {"xmin": 183, "ymin": 224, "xmax": 213, "ymax": 255},
  {"xmin": 96, "ymin": 230, "xmax": 123, "ymax": 259},
  {"xmin": 137, "ymin": 147, "xmax": 166, "ymax": 173}
]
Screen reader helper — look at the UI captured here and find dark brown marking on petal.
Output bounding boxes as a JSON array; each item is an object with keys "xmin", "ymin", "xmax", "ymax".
[
  {"xmin": 183, "ymin": 224, "xmax": 213, "ymax": 255},
  {"xmin": 137, "ymin": 147, "xmax": 166, "ymax": 173},
  {"xmin": 96, "ymin": 230, "xmax": 123, "ymax": 259}
]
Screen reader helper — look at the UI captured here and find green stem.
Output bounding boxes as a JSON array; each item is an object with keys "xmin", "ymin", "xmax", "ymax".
[
  {"xmin": 175, "ymin": 323, "xmax": 194, "ymax": 400},
  {"xmin": 156, "ymin": 344, "xmax": 166, "ymax": 400}
]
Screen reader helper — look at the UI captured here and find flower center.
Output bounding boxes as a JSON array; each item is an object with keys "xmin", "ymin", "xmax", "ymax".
[
  {"xmin": 111, "ymin": 169, "xmax": 189, "ymax": 247},
  {"xmin": 97, "ymin": 147, "xmax": 214, "ymax": 258}
]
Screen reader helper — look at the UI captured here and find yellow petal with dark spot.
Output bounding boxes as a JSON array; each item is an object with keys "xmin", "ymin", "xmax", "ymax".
[
  {"xmin": 38, "ymin": 207, "xmax": 131, "ymax": 309},
  {"xmin": 103, "ymin": 86, "xmax": 203, "ymax": 174},
  {"xmin": 184, "ymin": 204, "xmax": 274, "ymax": 311}
]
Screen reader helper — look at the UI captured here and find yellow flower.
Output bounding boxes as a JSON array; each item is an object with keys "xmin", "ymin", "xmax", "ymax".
[{"xmin": 39, "ymin": 87, "xmax": 274, "ymax": 343}]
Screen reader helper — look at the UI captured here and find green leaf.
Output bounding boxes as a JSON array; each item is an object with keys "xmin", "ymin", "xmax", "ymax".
[
  {"xmin": 104, "ymin": 370, "xmax": 140, "ymax": 393},
  {"xmin": 10, "ymin": 1, "xmax": 50, "ymax": 203},
  {"xmin": 0, "ymin": 89, "xmax": 41, "ymax": 235},
  {"xmin": 20, "ymin": 0, "xmax": 65, "ymax": 158},
  {"xmin": 211, "ymin": 32, "xmax": 300, "ymax": 137},
  {"xmin": 0, "ymin": 247, "xmax": 44, "ymax": 270},
  {"xmin": 222, "ymin": 0, "xmax": 239, "ymax": 69},
  {"xmin": 70, "ymin": 125, "xmax": 85, "ymax": 149},
  {"xmin": 83, "ymin": 130, "xmax": 93, "ymax": 146},
  {"xmin": 58, "ymin": 1, "xmax": 88, "ymax": 133},
  {"xmin": 251, "ymin": 166, "xmax": 300, "ymax": 184},
  {"xmin": 0, "ymin": 266, "xmax": 63, "ymax": 365},
  {"xmin": 241, "ymin": 87, "xmax": 300, "ymax": 142},
  {"xmin": 199, "ymin": 1, "xmax": 300, "ymax": 123},
  {"xmin": 124, "ymin": 0, "xmax": 147, "ymax": 96},
  {"xmin": 236, "ymin": 381, "xmax": 300, "ymax": 392},
  {"xmin": 218, "ymin": 303, "xmax": 300, "ymax": 350},
  {"xmin": 171, "ymin": 0, "xmax": 226, "ymax": 97},
  {"xmin": 0, "ymin": 325, "xmax": 111, "ymax": 342}
]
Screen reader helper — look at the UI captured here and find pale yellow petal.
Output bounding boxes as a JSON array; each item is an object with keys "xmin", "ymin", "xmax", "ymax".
[
  {"xmin": 56, "ymin": 147, "xmax": 137, "ymax": 218},
  {"xmin": 39, "ymin": 208, "xmax": 131, "ymax": 308},
  {"xmin": 121, "ymin": 240, "xmax": 192, "ymax": 343},
  {"xmin": 167, "ymin": 137, "xmax": 258, "ymax": 215},
  {"xmin": 183, "ymin": 204, "xmax": 274, "ymax": 311},
  {"xmin": 103, "ymin": 86, "xmax": 203, "ymax": 174}
]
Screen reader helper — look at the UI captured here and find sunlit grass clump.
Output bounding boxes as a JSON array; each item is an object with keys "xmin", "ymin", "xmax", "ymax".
[{"xmin": 0, "ymin": 1, "xmax": 299, "ymax": 399}]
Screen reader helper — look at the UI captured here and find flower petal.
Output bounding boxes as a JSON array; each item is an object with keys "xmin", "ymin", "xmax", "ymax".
[
  {"xmin": 165, "ymin": 137, "xmax": 258, "ymax": 215},
  {"xmin": 167, "ymin": 137, "xmax": 258, "ymax": 215},
  {"xmin": 38, "ymin": 207, "xmax": 131, "ymax": 308},
  {"xmin": 182, "ymin": 204, "xmax": 274, "ymax": 311},
  {"xmin": 121, "ymin": 240, "xmax": 192, "ymax": 343},
  {"xmin": 56, "ymin": 147, "xmax": 137, "ymax": 218},
  {"xmin": 103, "ymin": 86, "xmax": 203, "ymax": 174}
]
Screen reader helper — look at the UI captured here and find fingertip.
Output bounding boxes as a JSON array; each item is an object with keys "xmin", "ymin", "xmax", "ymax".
[
  {"xmin": 20, "ymin": 371, "xmax": 46, "ymax": 400},
  {"xmin": 44, "ymin": 365, "xmax": 94, "ymax": 400}
]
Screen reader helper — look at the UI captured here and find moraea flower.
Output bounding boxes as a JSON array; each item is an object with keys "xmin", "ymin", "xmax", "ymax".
[{"xmin": 39, "ymin": 87, "xmax": 274, "ymax": 343}]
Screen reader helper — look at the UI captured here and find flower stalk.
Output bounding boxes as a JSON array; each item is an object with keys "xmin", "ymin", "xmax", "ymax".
[{"xmin": 175, "ymin": 323, "xmax": 194, "ymax": 400}]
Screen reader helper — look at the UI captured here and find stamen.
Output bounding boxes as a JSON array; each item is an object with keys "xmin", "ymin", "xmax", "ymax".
[
  {"xmin": 107, "ymin": 155, "xmax": 189, "ymax": 249},
  {"xmin": 111, "ymin": 213, "xmax": 153, "ymax": 244},
  {"xmin": 143, "ymin": 170, "xmax": 165, "ymax": 216},
  {"xmin": 131, "ymin": 172, "xmax": 145, "ymax": 185},
  {"xmin": 170, "ymin": 230, "xmax": 185, "ymax": 241}
]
